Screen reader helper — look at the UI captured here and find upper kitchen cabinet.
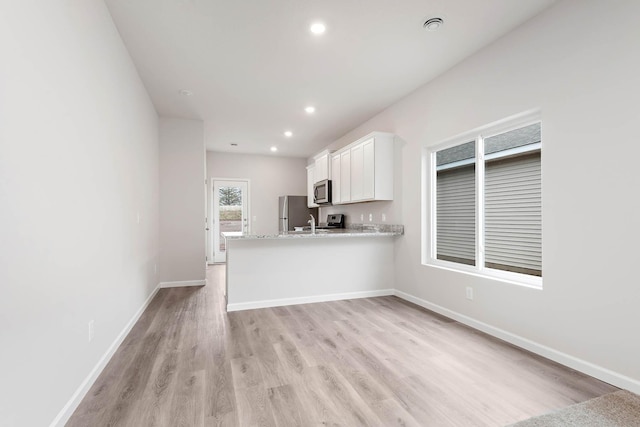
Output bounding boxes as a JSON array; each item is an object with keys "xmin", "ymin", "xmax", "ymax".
[
  {"xmin": 331, "ymin": 150, "xmax": 351, "ymax": 204},
  {"xmin": 331, "ymin": 153, "xmax": 341, "ymax": 203},
  {"xmin": 306, "ymin": 165, "xmax": 319, "ymax": 208},
  {"xmin": 313, "ymin": 150, "xmax": 332, "ymax": 182},
  {"xmin": 332, "ymin": 132, "xmax": 394, "ymax": 204}
]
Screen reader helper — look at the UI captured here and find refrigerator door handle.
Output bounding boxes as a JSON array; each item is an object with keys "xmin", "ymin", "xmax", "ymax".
[{"xmin": 281, "ymin": 196, "xmax": 288, "ymax": 232}]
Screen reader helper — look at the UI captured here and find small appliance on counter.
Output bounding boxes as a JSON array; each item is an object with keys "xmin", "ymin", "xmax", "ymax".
[
  {"xmin": 316, "ymin": 214, "xmax": 345, "ymax": 229},
  {"xmin": 278, "ymin": 195, "xmax": 318, "ymax": 232}
]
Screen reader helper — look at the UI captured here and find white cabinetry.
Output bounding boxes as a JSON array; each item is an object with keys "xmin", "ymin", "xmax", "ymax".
[
  {"xmin": 306, "ymin": 165, "xmax": 318, "ymax": 208},
  {"xmin": 350, "ymin": 143, "xmax": 364, "ymax": 201},
  {"xmin": 308, "ymin": 132, "xmax": 394, "ymax": 206},
  {"xmin": 331, "ymin": 153, "xmax": 341, "ymax": 203},
  {"xmin": 339, "ymin": 150, "xmax": 351, "ymax": 204},
  {"xmin": 363, "ymin": 139, "xmax": 375, "ymax": 199},
  {"xmin": 340, "ymin": 133, "xmax": 393, "ymax": 203},
  {"xmin": 331, "ymin": 147, "xmax": 359, "ymax": 204},
  {"xmin": 313, "ymin": 150, "xmax": 331, "ymax": 182}
]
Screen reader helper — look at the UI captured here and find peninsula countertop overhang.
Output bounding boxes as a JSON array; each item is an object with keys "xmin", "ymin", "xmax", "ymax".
[{"xmin": 224, "ymin": 224, "xmax": 404, "ymax": 241}]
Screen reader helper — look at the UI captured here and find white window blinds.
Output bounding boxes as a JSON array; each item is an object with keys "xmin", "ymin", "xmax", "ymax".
[
  {"xmin": 485, "ymin": 153, "xmax": 541, "ymax": 275},
  {"xmin": 484, "ymin": 123, "xmax": 541, "ymax": 276},
  {"xmin": 437, "ymin": 165, "xmax": 476, "ymax": 265}
]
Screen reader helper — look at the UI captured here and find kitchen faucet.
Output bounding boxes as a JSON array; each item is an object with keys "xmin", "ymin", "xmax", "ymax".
[{"xmin": 308, "ymin": 214, "xmax": 316, "ymax": 234}]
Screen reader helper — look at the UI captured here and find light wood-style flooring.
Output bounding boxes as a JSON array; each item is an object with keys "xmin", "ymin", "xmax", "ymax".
[{"xmin": 67, "ymin": 265, "xmax": 617, "ymax": 426}]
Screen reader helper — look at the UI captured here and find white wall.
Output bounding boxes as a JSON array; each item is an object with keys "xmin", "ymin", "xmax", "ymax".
[
  {"xmin": 324, "ymin": 0, "xmax": 640, "ymax": 390},
  {"xmin": 206, "ymin": 152, "xmax": 307, "ymax": 237},
  {"xmin": 0, "ymin": 1, "xmax": 159, "ymax": 426},
  {"xmin": 159, "ymin": 118, "xmax": 206, "ymax": 283}
]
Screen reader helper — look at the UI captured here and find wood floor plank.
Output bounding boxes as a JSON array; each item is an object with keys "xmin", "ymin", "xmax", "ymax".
[
  {"xmin": 67, "ymin": 265, "xmax": 618, "ymax": 426},
  {"xmin": 234, "ymin": 385, "xmax": 277, "ymax": 427},
  {"xmin": 304, "ymin": 365, "xmax": 381, "ymax": 426},
  {"xmin": 372, "ymin": 398, "xmax": 423, "ymax": 427},
  {"xmin": 266, "ymin": 384, "xmax": 306, "ymax": 427},
  {"xmin": 203, "ymin": 331, "xmax": 237, "ymax": 423}
]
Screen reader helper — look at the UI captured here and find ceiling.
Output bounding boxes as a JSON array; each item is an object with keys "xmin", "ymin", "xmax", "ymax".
[{"xmin": 105, "ymin": 0, "xmax": 557, "ymax": 158}]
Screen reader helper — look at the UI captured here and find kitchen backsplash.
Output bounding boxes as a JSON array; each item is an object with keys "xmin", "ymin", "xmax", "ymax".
[{"xmin": 320, "ymin": 199, "xmax": 398, "ymax": 225}]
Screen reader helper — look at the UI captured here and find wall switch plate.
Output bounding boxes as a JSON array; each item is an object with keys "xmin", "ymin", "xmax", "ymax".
[
  {"xmin": 466, "ymin": 287, "xmax": 473, "ymax": 300},
  {"xmin": 88, "ymin": 320, "xmax": 95, "ymax": 342}
]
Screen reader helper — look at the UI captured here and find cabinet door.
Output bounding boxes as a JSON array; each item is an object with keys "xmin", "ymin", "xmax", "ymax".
[
  {"xmin": 350, "ymin": 143, "xmax": 364, "ymax": 201},
  {"xmin": 363, "ymin": 139, "xmax": 375, "ymax": 199},
  {"xmin": 331, "ymin": 154, "xmax": 341, "ymax": 204},
  {"xmin": 307, "ymin": 167, "xmax": 318, "ymax": 207},
  {"xmin": 314, "ymin": 154, "xmax": 328, "ymax": 182},
  {"xmin": 340, "ymin": 150, "xmax": 351, "ymax": 203}
]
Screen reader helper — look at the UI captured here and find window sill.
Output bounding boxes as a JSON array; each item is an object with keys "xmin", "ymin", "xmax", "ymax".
[{"xmin": 423, "ymin": 260, "xmax": 543, "ymax": 290}]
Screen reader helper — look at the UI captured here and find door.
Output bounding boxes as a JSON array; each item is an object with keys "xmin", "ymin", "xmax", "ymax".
[
  {"xmin": 363, "ymin": 139, "xmax": 375, "ymax": 199},
  {"xmin": 351, "ymin": 143, "xmax": 364, "ymax": 201},
  {"xmin": 331, "ymin": 154, "xmax": 341, "ymax": 204},
  {"xmin": 212, "ymin": 180, "xmax": 249, "ymax": 263}
]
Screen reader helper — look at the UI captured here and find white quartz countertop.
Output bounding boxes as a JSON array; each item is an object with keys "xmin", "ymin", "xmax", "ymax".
[{"xmin": 224, "ymin": 224, "xmax": 403, "ymax": 241}]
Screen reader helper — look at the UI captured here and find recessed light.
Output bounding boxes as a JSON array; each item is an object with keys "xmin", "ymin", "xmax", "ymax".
[
  {"xmin": 270, "ymin": 146, "xmax": 278, "ymax": 152},
  {"xmin": 284, "ymin": 131, "xmax": 293, "ymax": 137},
  {"xmin": 305, "ymin": 106, "xmax": 316, "ymax": 114},
  {"xmin": 179, "ymin": 89, "xmax": 193, "ymax": 96},
  {"xmin": 310, "ymin": 22, "xmax": 326, "ymax": 35},
  {"xmin": 423, "ymin": 17, "xmax": 444, "ymax": 32}
]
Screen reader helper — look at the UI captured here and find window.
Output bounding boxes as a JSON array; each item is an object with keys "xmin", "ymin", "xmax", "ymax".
[{"xmin": 424, "ymin": 112, "xmax": 542, "ymax": 288}]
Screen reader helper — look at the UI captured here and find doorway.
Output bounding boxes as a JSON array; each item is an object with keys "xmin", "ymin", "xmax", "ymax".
[{"xmin": 211, "ymin": 179, "xmax": 249, "ymax": 263}]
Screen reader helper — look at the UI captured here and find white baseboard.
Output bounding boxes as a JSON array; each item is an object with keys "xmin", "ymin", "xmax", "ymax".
[
  {"xmin": 159, "ymin": 279, "xmax": 206, "ymax": 288},
  {"xmin": 394, "ymin": 289, "xmax": 640, "ymax": 395},
  {"xmin": 49, "ymin": 284, "xmax": 161, "ymax": 427},
  {"xmin": 227, "ymin": 289, "xmax": 395, "ymax": 312}
]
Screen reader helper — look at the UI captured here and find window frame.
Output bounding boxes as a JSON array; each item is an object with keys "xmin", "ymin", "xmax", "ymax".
[{"xmin": 422, "ymin": 110, "xmax": 543, "ymax": 289}]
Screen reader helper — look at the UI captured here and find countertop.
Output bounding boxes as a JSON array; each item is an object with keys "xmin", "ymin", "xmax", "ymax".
[{"xmin": 224, "ymin": 224, "xmax": 404, "ymax": 241}]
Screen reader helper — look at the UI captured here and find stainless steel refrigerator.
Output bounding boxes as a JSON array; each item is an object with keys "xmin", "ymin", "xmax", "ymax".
[{"xmin": 278, "ymin": 195, "xmax": 318, "ymax": 232}]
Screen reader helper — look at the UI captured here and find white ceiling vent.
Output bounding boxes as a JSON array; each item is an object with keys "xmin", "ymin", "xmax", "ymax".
[{"xmin": 423, "ymin": 17, "xmax": 444, "ymax": 31}]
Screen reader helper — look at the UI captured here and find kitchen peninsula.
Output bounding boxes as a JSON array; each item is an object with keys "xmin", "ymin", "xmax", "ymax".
[{"xmin": 224, "ymin": 224, "xmax": 403, "ymax": 311}]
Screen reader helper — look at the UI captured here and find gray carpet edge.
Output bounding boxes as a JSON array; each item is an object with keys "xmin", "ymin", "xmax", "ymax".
[{"xmin": 507, "ymin": 390, "xmax": 640, "ymax": 427}]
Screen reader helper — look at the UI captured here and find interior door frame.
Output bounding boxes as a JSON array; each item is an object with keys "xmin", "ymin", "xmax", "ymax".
[{"xmin": 208, "ymin": 177, "xmax": 251, "ymax": 264}]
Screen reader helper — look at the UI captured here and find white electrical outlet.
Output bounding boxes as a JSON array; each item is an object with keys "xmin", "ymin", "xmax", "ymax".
[
  {"xmin": 368, "ymin": 213, "xmax": 373, "ymax": 222},
  {"xmin": 466, "ymin": 287, "xmax": 473, "ymax": 300},
  {"xmin": 360, "ymin": 213, "xmax": 364, "ymax": 221},
  {"xmin": 381, "ymin": 213, "xmax": 387, "ymax": 222},
  {"xmin": 88, "ymin": 320, "xmax": 95, "ymax": 342}
]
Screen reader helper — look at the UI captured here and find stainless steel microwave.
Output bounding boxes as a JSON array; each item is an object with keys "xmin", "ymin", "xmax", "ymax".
[{"xmin": 313, "ymin": 179, "xmax": 332, "ymax": 205}]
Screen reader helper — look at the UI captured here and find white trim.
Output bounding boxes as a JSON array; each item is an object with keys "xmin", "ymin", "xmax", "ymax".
[
  {"xmin": 227, "ymin": 289, "xmax": 395, "ymax": 312},
  {"xmin": 423, "ymin": 109, "xmax": 543, "ymax": 289},
  {"xmin": 477, "ymin": 137, "xmax": 485, "ymax": 271},
  {"xmin": 435, "ymin": 157, "xmax": 475, "ymax": 171},
  {"xmin": 159, "ymin": 279, "xmax": 206, "ymax": 288},
  {"xmin": 394, "ymin": 289, "xmax": 640, "ymax": 394},
  {"xmin": 49, "ymin": 284, "xmax": 161, "ymax": 427},
  {"xmin": 426, "ymin": 261, "xmax": 542, "ymax": 289},
  {"xmin": 427, "ymin": 109, "xmax": 542, "ymax": 152},
  {"xmin": 484, "ymin": 142, "xmax": 541, "ymax": 162}
]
